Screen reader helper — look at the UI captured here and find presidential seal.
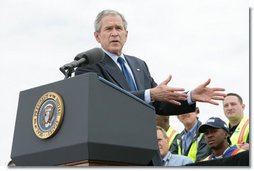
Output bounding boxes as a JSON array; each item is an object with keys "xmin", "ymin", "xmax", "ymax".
[{"xmin": 32, "ymin": 92, "xmax": 64, "ymax": 139}]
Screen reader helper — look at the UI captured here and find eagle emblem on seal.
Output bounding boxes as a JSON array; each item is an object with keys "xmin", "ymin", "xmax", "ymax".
[{"xmin": 42, "ymin": 104, "xmax": 55, "ymax": 128}]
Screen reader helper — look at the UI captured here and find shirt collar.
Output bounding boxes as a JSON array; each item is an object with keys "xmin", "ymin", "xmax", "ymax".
[
  {"xmin": 184, "ymin": 120, "xmax": 198, "ymax": 135},
  {"xmin": 163, "ymin": 152, "xmax": 172, "ymax": 162},
  {"xmin": 211, "ymin": 146, "xmax": 231, "ymax": 159},
  {"xmin": 101, "ymin": 48, "xmax": 125, "ymax": 64}
]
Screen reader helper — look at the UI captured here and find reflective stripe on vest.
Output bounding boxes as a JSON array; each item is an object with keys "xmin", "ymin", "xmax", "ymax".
[
  {"xmin": 166, "ymin": 127, "xmax": 178, "ymax": 149},
  {"xmin": 177, "ymin": 139, "xmax": 181, "ymax": 155},
  {"xmin": 231, "ymin": 148, "xmax": 241, "ymax": 156},
  {"xmin": 230, "ymin": 116, "xmax": 249, "ymax": 146},
  {"xmin": 238, "ymin": 118, "xmax": 249, "ymax": 144}
]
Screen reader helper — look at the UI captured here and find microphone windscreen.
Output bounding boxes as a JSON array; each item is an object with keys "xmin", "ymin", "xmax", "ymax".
[{"xmin": 74, "ymin": 48, "xmax": 105, "ymax": 65}]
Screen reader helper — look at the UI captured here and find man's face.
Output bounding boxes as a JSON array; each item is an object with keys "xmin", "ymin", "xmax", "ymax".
[
  {"xmin": 204, "ymin": 127, "xmax": 228, "ymax": 149},
  {"xmin": 177, "ymin": 111, "xmax": 197, "ymax": 126},
  {"xmin": 157, "ymin": 130, "xmax": 169, "ymax": 158},
  {"xmin": 94, "ymin": 15, "xmax": 128, "ymax": 56},
  {"xmin": 223, "ymin": 95, "xmax": 245, "ymax": 121}
]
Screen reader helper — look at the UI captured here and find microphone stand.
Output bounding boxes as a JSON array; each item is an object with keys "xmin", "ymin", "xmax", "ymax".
[
  {"xmin": 59, "ymin": 66, "xmax": 74, "ymax": 79},
  {"xmin": 59, "ymin": 58, "xmax": 86, "ymax": 79}
]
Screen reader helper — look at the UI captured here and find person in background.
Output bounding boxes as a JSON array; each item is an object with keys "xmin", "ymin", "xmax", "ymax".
[
  {"xmin": 223, "ymin": 93, "xmax": 249, "ymax": 150},
  {"xmin": 157, "ymin": 126, "xmax": 193, "ymax": 166},
  {"xmin": 156, "ymin": 115, "xmax": 178, "ymax": 150},
  {"xmin": 198, "ymin": 117, "xmax": 245, "ymax": 161},
  {"xmin": 170, "ymin": 107, "xmax": 211, "ymax": 161}
]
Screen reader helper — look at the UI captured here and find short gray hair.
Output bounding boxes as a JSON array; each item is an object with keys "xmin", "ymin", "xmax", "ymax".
[{"xmin": 94, "ymin": 9, "xmax": 128, "ymax": 32}]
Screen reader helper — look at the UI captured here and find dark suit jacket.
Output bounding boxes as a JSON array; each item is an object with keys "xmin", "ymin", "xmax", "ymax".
[{"xmin": 75, "ymin": 54, "xmax": 196, "ymax": 116}]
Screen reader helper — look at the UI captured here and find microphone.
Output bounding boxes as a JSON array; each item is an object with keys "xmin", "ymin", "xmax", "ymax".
[
  {"xmin": 59, "ymin": 47, "xmax": 105, "ymax": 78},
  {"xmin": 74, "ymin": 47, "xmax": 105, "ymax": 65},
  {"xmin": 63, "ymin": 47, "xmax": 104, "ymax": 69}
]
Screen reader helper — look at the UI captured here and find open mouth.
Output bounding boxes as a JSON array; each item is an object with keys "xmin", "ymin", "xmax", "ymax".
[{"xmin": 111, "ymin": 40, "xmax": 119, "ymax": 43}]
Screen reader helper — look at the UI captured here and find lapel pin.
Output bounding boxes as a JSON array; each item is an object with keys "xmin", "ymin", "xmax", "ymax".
[{"xmin": 137, "ymin": 68, "xmax": 140, "ymax": 71}]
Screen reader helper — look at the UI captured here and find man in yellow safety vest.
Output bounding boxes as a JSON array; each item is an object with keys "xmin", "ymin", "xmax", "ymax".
[
  {"xmin": 156, "ymin": 115, "xmax": 178, "ymax": 150},
  {"xmin": 223, "ymin": 93, "xmax": 249, "ymax": 150},
  {"xmin": 170, "ymin": 107, "xmax": 211, "ymax": 162}
]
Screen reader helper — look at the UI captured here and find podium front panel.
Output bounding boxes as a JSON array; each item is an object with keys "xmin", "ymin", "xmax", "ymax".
[{"xmin": 11, "ymin": 73, "xmax": 157, "ymax": 166}]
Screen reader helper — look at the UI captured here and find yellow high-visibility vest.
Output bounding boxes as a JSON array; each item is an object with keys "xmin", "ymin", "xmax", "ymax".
[
  {"xmin": 229, "ymin": 116, "xmax": 249, "ymax": 146},
  {"xmin": 176, "ymin": 133, "xmax": 203, "ymax": 161},
  {"xmin": 166, "ymin": 127, "xmax": 178, "ymax": 150}
]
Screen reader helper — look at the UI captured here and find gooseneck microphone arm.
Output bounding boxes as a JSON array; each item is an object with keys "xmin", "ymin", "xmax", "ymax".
[
  {"xmin": 59, "ymin": 64, "xmax": 75, "ymax": 79},
  {"xmin": 59, "ymin": 58, "xmax": 86, "ymax": 79}
]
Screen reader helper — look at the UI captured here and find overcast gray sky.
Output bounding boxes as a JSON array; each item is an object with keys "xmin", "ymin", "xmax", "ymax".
[{"xmin": 0, "ymin": 0, "xmax": 250, "ymax": 166}]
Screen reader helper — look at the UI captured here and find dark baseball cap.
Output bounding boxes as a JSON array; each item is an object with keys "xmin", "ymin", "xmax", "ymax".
[{"xmin": 198, "ymin": 117, "xmax": 229, "ymax": 133}]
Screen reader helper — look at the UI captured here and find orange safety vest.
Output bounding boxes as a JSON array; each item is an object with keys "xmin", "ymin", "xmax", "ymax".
[
  {"xmin": 229, "ymin": 116, "xmax": 249, "ymax": 146},
  {"xmin": 201, "ymin": 145, "xmax": 244, "ymax": 161}
]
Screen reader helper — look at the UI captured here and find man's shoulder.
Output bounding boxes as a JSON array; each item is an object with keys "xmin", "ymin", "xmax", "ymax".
[
  {"xmin": 171, "ymin": 153, "xmax": 190, "ymax": 159},
  {"xmin": 124, "ymin": 54, "xmax": 145, "ymax": 62},
  {"xmin": 170, "ymin": 153, "xmax": 193, "ymax": 164}
]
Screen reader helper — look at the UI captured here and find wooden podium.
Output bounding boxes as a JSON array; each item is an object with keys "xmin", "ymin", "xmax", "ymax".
[{"xmin": 10, "ymin": 73, "xmax": 158, "ymax": 166}]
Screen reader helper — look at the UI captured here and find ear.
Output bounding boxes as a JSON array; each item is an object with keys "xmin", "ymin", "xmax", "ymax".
[
  {"xmin": 225, "ymin": 132, "xmax": 229, "ymax": 138},
  {"xmin": 242, "ymin": 104, "xmax": 245, "ymax": 110},
  {"xmin": 165, "ymin": 137, "xmax": 170, "ymax": 144},
  {"xmin": 94, "ymin": 32, "xmax": 101, "ymax": 43}
]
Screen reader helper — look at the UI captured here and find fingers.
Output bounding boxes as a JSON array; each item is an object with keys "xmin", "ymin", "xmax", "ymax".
[
  {"xmin": 207, "ymin": 94, "xmax": 226, "ymax": 105},
  {"xmin": 201, "ymin": 78, "xmax": 211, "ymax": 87},
  {"xmin": 204, "ymin": 95, "xmax": 225, "ymax": 105},
  {"xmin": 211, "ymin": 88, "xmax": 226, "ymax": 92},
  {"xmin": 160, "ymin": 75, "xmax": 172, "ymax": 86},
  {"xmin": 209, "ymin": 101, "xmax": 219, "ymax": 105},
  {"xmin": 168, "ymin": 92, "xmax": 188, "ymax": 100},
  {"xmin": 211, "ymin": 96, "xmax": 225, "ymax": 100},
  {"xmin": 211, "ymin": 90, "xmax": 227, "ymax": 101},
  {"xmin": 169, "ymin": 87, "xmax": 186, "ymax": 92},
  {"xmin": 212, "ymin": 91, "xmax": 226, "ymax": 95},
  {"xmin": 150, "ymin": 85, "xmax": 187, "ymax": 103},
  {"xmin": 163, "ymin": 92, "xmax": 188, "ymax": 103}
]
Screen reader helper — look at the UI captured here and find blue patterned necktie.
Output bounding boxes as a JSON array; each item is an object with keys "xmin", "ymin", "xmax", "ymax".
[{"xmin": 117, "ymin": 57, "xmax": 137, "ymax": 91}]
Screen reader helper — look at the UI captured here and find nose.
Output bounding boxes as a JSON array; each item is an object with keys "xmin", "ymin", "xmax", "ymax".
[
  {"xmin": 229, "ymin": 105, "xmax": 235, "ymax": 110},
  {"xmin": 111, "ymin": 28, "xmax": 119, "ymax": 36}
]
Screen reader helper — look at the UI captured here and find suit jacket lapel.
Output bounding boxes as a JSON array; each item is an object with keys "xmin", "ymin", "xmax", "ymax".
[{"xmin": 102, "ymin": 55, "xmax": 131, "ymax": 90}]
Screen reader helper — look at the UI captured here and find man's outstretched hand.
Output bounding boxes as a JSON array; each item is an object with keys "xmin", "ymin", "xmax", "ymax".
[{"xmin": 191, "ymin": 79, "xmax": 226, "ymax": 105}]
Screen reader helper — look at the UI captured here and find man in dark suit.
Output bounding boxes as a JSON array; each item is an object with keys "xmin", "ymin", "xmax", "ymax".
[
  {"xmin": 75, "ymin": 9, "xmax": 226, "ymax": 166},
  {"xmin": 75, "ymin": 9, "xmax": 226, "ymax": 116}
]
